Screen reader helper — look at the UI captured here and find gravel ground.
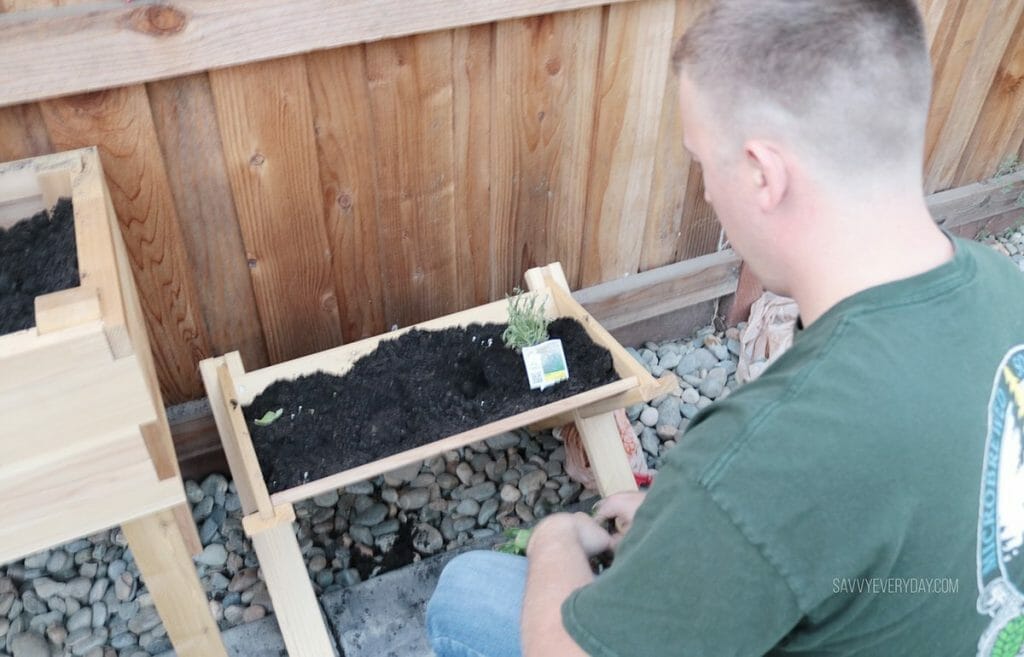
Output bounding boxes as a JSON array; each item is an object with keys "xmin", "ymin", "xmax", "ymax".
[{"xmin": 1, "ymin": 223, "xmax": 1020, "ymax": 657}]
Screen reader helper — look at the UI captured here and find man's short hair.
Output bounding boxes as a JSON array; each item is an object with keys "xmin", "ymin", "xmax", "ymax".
[{"xmin": 673, "ymin": 0, "xmax": 932, "ymax": 182}]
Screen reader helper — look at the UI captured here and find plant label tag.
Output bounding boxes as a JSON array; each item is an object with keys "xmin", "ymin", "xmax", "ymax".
[{"xmin": 522, "ymin": 339, "xmax": 569, "ymax": 390}]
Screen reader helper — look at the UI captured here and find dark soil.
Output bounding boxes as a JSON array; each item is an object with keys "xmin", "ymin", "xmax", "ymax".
[
  {"xmin": 0, "ymin": 198, "xmax": 78, "ymax": 335},
  {"xmin": 348, "ymin": 521, "xmax": 417, "ymax": 581},
  {"xmin": 244, "ymin": 318, "xmax": 617, "ymax": 493}
]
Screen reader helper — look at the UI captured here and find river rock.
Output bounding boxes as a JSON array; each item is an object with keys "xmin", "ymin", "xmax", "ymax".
[
  {"xmin": 412, "ymin": 524, "xmax": 443, "ymax": 555},
  {"xmin": 677, "ymin": 348, "xmax": 719, "ymax": 375}
]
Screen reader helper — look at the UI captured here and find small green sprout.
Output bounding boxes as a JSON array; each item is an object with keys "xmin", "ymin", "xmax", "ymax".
[
  {"xmin": 502, "ymin": 288, "xmax": 549, "ymax": 352},
  {"xmin": 496, "ymin": 528, "xmax": 532, "ymax": 555},
  {"xmin": 254, "ymin": 408, "xmax": 283, "ymax": 426}
]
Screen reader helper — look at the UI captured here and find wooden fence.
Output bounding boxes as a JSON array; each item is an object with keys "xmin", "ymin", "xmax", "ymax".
[{"xmin": 1, "ymin": 0, "xmax": 1022, "ymax": 404}]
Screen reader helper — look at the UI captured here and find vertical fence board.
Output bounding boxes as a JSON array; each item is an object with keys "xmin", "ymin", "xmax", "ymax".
[
  {"xmin": 0, "ymin": 103, "xmax": 53, "ymax": 162},
  {"xmin": 676, "ymin": 164, "xmax": 719, "ymax": 260},
  {"xmin": 954, "ymin": 9, "xmax": 1024, "ymax": 184},
  {"xmin": 639, "ymin": 0, "xmax": 707, "ymax": 272},
  {"xmin": 452, "ymin": 24, "xmax": 496, "ymax": 307},
  {"xmin": 147, "ymin": 74, "xmax": 269, "ymax": 369},
  {"xmin": 491, "ymin": 8, "xmax": 603, "ymax": 293},
  {"xmin": 305, "ymin": 46, "xmax": 388, "ymax": 342},
  {"xmin": 580, "ymin": 0, "xmax": 675, "ymax": 287},
  {"xmin": 365, "ymin": 31, "xmax": 461, "ymax": 328},
  {"xmin": 209, "ymin": 57, "xmax": 344, "ymax": 362},
  {"xmin": 40, "ymin": 86, "xmax": 211, "ymax": 403},
  {"xmin": 925, "ymin": 0, "xmax": 1024, "ymax": 193}
]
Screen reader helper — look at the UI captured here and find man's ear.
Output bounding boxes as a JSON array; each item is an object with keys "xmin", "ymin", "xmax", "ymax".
[{"xmin": 745, "ymin": 141, "xmax": 788, "ymax": 212}]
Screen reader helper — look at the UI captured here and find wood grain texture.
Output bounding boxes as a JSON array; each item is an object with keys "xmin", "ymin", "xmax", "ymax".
[
  {"xmin": 247, "ymin": 511, "xmax": 337, "ymax": 657},
  {"xmin": 209, "ymin": 56, "xmax": 344, "ymax": 362},
  {"xmin": 676, "ymin": 163, "xmax": 720, "ymax": 259},
  {"xmin": 40, "ymin": 86, "xmax": 211, "ymax": 403},
  {"xmin": 0, "ymin": 103, "xmax": 53, "ymax": 162},
  {"xmin": 365, "ymin": 31, "xmax": 461, "ymax": 328},
  {"xmin": 452, "ymin": 24, "xmax": 496, "ymax": 308},
  {"xmin": 954, "ymin": 8, "xmax": 1024, "ymax": 184},
  {"xmin": 0, "ymin": 0, "xmax": 637, "ymax": 108},
  {"xmin": 122, "ymin": 509, "xmax": 228, "ymax": 657},
  {"xmin": 573, "ymin": 248, "xmax": 740, "ymax": 331},
  {"xmin": 491, "ymin": 8, "xmax": 603, "ymax": 293},
  {"xmin": 924, "ymin": 0, "xmax": 1024, "ymax": 193},
  {"xmin": 580, "ymin": 0, "xmax": 675, "ymax": 287},
  {"xmin": 572, "ymin": 411, "xmax": 638, "ymax": 496},
  {"xmin": 639, "ymin": 0, "xmax": 706, "ymax": 272},
  {"xmin": 148, "ymin": 73, "xmax": 269, "ymax": 368},
  {"xmin": 305, "ymin": 46, "xmax": 388, "ymax": 342}
]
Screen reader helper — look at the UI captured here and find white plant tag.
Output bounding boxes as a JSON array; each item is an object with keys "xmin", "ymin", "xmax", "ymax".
[{"xmin": 522, "ymin": 339, "xmax": 569, "ymax": 390}]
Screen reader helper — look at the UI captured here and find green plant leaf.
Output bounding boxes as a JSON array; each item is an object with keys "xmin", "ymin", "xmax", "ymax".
[{"xmin": 254, "ymin": 408, "xmax": 283, "ymax": 426}]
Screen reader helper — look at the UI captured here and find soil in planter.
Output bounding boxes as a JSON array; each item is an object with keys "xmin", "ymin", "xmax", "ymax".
[
  {"xmin": 244, "ymin": 317, "xmax": 618, "ymax": 493},
  {"xmin": 0, "ymin": 198, "xmax": 78, "ymax": 335}
]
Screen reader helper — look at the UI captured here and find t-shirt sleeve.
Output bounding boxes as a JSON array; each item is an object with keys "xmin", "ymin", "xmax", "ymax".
[{"xmin": 560, "ymin": 462, "xmax": 803, "ymax": 657}]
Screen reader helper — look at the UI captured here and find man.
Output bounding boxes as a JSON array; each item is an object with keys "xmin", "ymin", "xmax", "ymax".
[{"xmin": 427, "ymin": 1, "xmax": 1024, "ymax": 655}]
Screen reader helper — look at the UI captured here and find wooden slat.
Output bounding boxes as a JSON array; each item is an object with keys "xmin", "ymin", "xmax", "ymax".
[
  {"xmin": 272, "ymin": 378, "xmax": 638, "ymax": 506},
  {"xmin": 924, "ymin": 0, "xmax": 1024, "ymax": 193},
  {"xmin": 490, "ymin": 8, "xmax": 603, "ymax": 293},
  {"xmin": 572, "ymin": 410, "xmax": 638, "ymax": 497},
  {"xmin": 247, "ymin": 509, "xmax": 337, "ymax": 657},
  {"xmin": 34, "ymin": 286, "xmax": 102, "ymax": 334},
  {"xmin": 365, "ymin": 31, "xmax": 461, "ymax": 328},
  {"xmin": 0, "ymin": 0, "xmax": 638, "ymax": 108},
  {"xmin": 954, "ymin": 8, "xmax": 1024, "ymax": 184},
  {"xmin": 0, "ymin": 354, "xmax": 157, "ymax": 477},
  {"xmin": 574, "ymin": 249, "xmax": 741, "ymax": 332},
  {"xmin": 209, "ymin": 56, "xmax": 344, "ymax": 362},
  {"xmin": 0, "ymin": 103, "xmax": 53, "ymax": 162},
  {"xmin": 122, "ymin": 509, "xmax": 229, "ymax": 657},
  {"xmin": 40, "ymin": 88, "xmax": 212, "ymax": 403},
  {"xmin": 927, "ymin": 168, "xmax": 1024, "ymax": 230},
  {"xmin": 639, "ymin": 0, "xmax": 706, "ymax": 272},
  {"xmin": 305, "ymin": 46, "xmax": 388, "ymax": 342},
  {"xmin": 0, "ymin": 321, "xmax": 110, "ymax": 392},
  {"xmin": 198, "ymin": 357, "xmax": 261, "ymax": 516},
  {"xmin": 197, "ymin": 356, "xmax": 275, "ymax": 519},
  {"xmin": 452, "ymin": 24, "xmax": 496, "ymax": 308},
  {"xmin": 0, "ymin": 468, "xmax": 182, "ymax": 565},
  {"xmin": 147, "ymin": 73, "xmax": 270, "ymax": 369},
  {"xmin": 580, "ymin": 0, "xmax": 676, "ymax": 287}
]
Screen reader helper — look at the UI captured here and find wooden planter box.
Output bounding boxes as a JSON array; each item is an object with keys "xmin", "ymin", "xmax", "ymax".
[
  {"xmin": 0, "ymin": 148, "xmax": 226, "ymax": 657},
  {"xmin": 200, "ymin": 262, "xmax": 676, "ymax": 657}
]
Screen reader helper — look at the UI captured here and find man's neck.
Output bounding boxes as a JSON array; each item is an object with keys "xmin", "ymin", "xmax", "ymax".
[{"xmin": 787, "ymin": 202, "xmax": 954, "ymax": 327}]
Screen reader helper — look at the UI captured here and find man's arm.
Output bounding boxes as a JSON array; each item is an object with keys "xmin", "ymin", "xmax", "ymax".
[{"xmin": 521, "ymin": 513, "xmax": 610, "ymax": 657}]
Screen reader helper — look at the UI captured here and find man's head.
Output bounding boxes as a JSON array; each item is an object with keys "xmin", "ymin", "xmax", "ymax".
[{"xmin": 673, "ymin": 0, "xmax": 933, "ymax": 293}]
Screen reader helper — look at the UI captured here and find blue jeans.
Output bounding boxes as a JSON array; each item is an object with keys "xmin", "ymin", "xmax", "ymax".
[{"xmin": 426, "ymin": 551, "xmax": 528, "ymax": 657}]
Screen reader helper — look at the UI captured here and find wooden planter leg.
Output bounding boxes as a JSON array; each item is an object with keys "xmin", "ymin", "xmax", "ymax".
[
  {"xmin": 572, "ymin": 411, "xmax": 639, "ymax": 498},
  {"xmin": 121, "ymin": 509, "xmax": 228, "ymax": 657},
  {"xmin": 244, "ymin": 504, "xmax": 337, "ymax": 657}
]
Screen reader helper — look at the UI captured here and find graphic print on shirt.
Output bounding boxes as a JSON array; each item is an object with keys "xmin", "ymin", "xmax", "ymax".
[{"xmin": 977, "ymin": 345, "xmax": 1024, "ymax": 657}]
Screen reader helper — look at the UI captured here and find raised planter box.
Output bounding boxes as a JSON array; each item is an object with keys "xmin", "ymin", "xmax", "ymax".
[
  {"xmin": 0, "ymin": 148, "xmax": 226, "ymax": 657},
  {"xmin": 200, "ymin": 261, "xmax": 676, "ymax": 657}
]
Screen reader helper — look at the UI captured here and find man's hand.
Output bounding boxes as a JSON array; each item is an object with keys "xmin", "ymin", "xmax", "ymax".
[
  {"xmin": 521, "ymin": 512, "xmax": 609, "ymax": 657},
  {"xmin": 592, "ymin": 491, "xmax": 647, "ymax": 551},
  {"xmin": 528, "ymin": 512, "xmax": 612, "ymax": 558}
]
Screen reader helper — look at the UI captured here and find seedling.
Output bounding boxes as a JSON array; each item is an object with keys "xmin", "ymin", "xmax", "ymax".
[
  {"xmin": 254, "ymin": 408, "xmax": 283, "ymax": 426},
  {"xmin": 502, "ymin": 288, "xmax": 549, "ymax": 352},
  {"xmin": 496, "ymin": 528, "xmax": 532, "ymax": 555}
]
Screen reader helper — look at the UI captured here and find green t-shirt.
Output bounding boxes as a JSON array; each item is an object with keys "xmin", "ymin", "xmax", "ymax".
[{"xmin": 562, "ymin": 236, "xmax": 1024, "ymax": 657}]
